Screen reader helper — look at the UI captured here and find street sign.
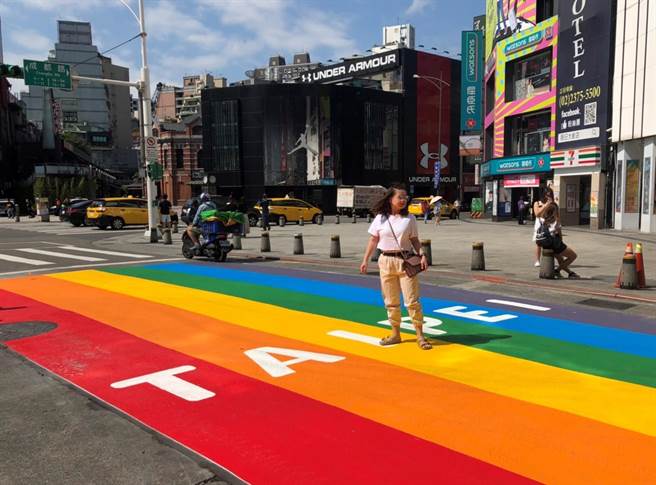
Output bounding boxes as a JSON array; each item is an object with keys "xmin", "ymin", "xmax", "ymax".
[
  {"xmin": 148, "ymin": 162, "xmax": 163, "ymax": 181},
  {"xmin": 145, "ymin": 136, "xmax": 158, "ymax": 164},
  {"xmin": 23, "ymin": 59, "xmax": 71, "ymax": 89}
]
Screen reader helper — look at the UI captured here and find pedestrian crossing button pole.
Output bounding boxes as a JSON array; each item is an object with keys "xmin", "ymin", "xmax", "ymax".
[
  {"xmin": 293, "ymin": 233, "xmax": 304, "ymax": 255},
  {"xmin": 471, "ymin": 241, "xmax": 485, "ymax": 271},
  {"xmin": 330, "ymin": 235, "xmax": 341, "ymax": 258}
]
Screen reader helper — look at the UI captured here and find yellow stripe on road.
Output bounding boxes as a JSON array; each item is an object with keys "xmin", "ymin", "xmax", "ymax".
[{"xmin": 51, "ymin": 270, "xmax": 656, "ymax": 437}]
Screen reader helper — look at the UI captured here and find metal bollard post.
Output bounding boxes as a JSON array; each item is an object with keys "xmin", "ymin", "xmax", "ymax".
[
  {"xmin": 352, "ymin": 213, "xmax": 357, "ymax": 223},
  {"xmin": 163, "ymin": 228, "xmax": 172, "ymax": 245},
  {"xmin": 620, "ymin": 254, "xmax": 638, "ymax": 289},
  {"xmin": 367, "ymin": 213, "xmax": 372, "ymax": 223},
  {"xmin": 539, "ymin": 248, "xmax": 555, "ymax": 279},
  {"xmin": 471, "ymin": 241, "xmax": 485, "ymax": 271},
  {"xmin": 261, "ymin": 231, "xmax": 271, "ymax": 252},
  {"xmin": 318, "ymin": 214, "xmax": 324, "ymax": 225},
  {"xmin": 371, "ymin": 248, "xmax": 381, "ymax": 262},
  {"xmin": 293, "ymin": 233, "xmax": 304, "ymax": 255},
  {"xmin": 335, "ymin": 214, "xmax": 340, "ymax": 224},
  {"xmin": 330, "ymin": 235, "xmax": 341, "ymax": 258},
  {"xmin": 14, "ymin": 206, "xmax": 20, "ymax": 223},
  {"xmin": 232, "ymin": 234, "xmax": 242, "ymax": 250},
  {"xmin": 172, "ymin": 222, "xmax": 178, "ymax": 234},
  {"xmin": 299, "ymin": 216, "xmax": 304, "ymax": 226},
  {"xmin": 421, "ymin": 239, "xmax": 432, "ymax": 266}
]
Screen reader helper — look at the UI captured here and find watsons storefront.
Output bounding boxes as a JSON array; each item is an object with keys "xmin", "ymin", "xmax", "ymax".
[{"xmin": 481, "ymin": 153, "xmax": 551, "ymax": 220}]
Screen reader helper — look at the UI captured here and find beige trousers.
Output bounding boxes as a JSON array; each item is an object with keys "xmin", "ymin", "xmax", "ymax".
[{"xmin": 378, "ymin": 254, "xmax": 424, "ymax": 328}]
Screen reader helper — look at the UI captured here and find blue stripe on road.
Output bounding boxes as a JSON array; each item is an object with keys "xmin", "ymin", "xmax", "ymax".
[{"xmin": 144, "ymin": 262, "xmax": 656, "ymax": 360}]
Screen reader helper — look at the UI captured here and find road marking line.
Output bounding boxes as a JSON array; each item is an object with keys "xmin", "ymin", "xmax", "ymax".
[
  {"xmin": 17, "ymin": 248, "xmax": 106, "ymax": 262},
  {"xmin": 57, "ymin": 246, "xmax": 153, "ymax": 259},
  {"xmin": 327, "ymin": 330, "xmax": 393, "ymax": 346},
  {"xmin": 486, "ymin": 299, "xmax": 551, "ymax": 312},
  {"xmin": 0, "ymin": 254, "xmax": 53, "ymax": 266},
  {"xmin": 0, "ymin": 257, "xmax": 183, "ymax": 277}
]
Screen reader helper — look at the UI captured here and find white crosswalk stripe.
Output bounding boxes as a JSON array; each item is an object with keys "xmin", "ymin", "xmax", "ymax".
[
  {"xmin": 56, "ymin": 246, "xmax": 153, "ymax": 259},
  {"xmin": 0, "ymin": 254, "xmax": 53, "ymax": 266},
  {"xmin": 16, "ymin": 248, "xmax": 106, "ymax": 262}
]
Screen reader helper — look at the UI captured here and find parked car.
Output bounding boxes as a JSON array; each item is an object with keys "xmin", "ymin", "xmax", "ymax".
[
  {"xmin": 251, "ymin": 198, "xmax": 323, "ymax": 226},
  {"xmin": 64, "ymin": 199, "xmax": 95, "ymax": 226},
  {"xmin": 86, "ymin": 197, "xmax": 148, "ymax": 230},
  {"xmin": 180, "ymin": 195, "xmax": 231, "ymax": 225},
  {"xmin": 408, "ymin": 197, "xmax": 459, "ymax": 219}
]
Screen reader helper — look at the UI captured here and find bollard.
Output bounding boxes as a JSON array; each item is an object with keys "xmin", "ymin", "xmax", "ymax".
[
  {"xmin": 162, "ymin": 228, "xmax": 172, "ymax": 245},
  {"xmin": 279, "ymin": 216, "xmax": 286, "ymax": 227},
  {"xmin": 293, "ymin": 233, "xmax": 304, "ymax": 255},
  {"xmin": 318, "ymin": 214, "xmax": 324, "ymax": 225},
  {"xmin": 471, "ymin": 241, "xmax": 485, "ymax": 271},
  {"xmin": 352, "ymin": 213, "xmax": 357, "ymax": 223},
  {"xmin": 299, "ymin": 216, "xmax": 304, "ymax": 226},
  {"xmin": 14, "ymin": 206, "xmax": 20, "ymax": 223},
  {"xmin": 261, "ymin": 231, "xmax": 271, "ymax": 252},
  {"xmin": 539, "ymin": 248, "xmax": 555, "ymax": 279},
  {"xmin": 371, "ymin": 248, "xmax": 382, "ymax": 262},
  {"xmin": 232, "ymin": 234, "xmax": 242, "ymax": 250},
  {"xmin": 620, "ymin": 254, "xmax": 638, "ymax": 289},
  {"xmin": 367, "ymin": 213, "xmax": 372, "ymax": 223},
  {"xmin": 330, "ymin": 235, "xmax": 341, "ymax": 258},
  {"xmin": 172, "ymin": 222, "xmax": 178, "ymax": 234},
  {"xmin": 336, "ymin": 214, "xmax": 340, "ymax": 224},
  {"xmin": 421, "ymin": 239, "xmax": 432, "ymax": 266}
]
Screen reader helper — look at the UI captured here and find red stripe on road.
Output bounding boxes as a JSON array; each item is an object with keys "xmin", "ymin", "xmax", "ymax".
[{"xmin": 0, "ymin": 289, "xmax": 532, "ymax": 484}]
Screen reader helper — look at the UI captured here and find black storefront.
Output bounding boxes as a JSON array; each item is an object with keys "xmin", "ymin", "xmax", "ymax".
[{"xmin": 201, "ymin": 48, "xmax": 460, "ymax": 212}]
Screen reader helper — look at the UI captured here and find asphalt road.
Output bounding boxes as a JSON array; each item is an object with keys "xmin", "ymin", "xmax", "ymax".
[{"xmin": 1, "ymin": 255, "xmax": 655, "ymax": 484}]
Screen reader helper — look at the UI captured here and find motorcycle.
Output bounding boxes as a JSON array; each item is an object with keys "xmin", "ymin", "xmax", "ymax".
[{"xmin": 181, "ymin": 220, "xmax": 237, "ymax": 262}]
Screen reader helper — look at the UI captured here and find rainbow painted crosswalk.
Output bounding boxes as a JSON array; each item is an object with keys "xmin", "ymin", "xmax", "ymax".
[{"xmin": 1, "ymin": 262, "xmax": 655, "ymax": 484}]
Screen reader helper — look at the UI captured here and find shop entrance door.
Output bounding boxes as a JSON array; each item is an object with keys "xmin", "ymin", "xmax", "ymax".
[{"xmin": 580, "ymin": 176, "xmax": 591, "ymax": 226}]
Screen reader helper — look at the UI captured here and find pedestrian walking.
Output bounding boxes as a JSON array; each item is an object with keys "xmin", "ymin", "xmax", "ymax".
[
  {"xmin": 158, "ymin": 194, "xmax": 172, "ymax": 228},
  {"xmin": 360, "ymin": 185, "xmax": 432, "ymax": 350},
  {"xmin": 259, "ymin": 193, "xmax": 271, "ymax": 230},
  {"xmin": 6, "ymin": 201, "xmax": 15, "ymax": 219},
  {"xmin": 430, "ymin": 195, "xmax": 443, "ymax": 225},
  {"xmin": 532, "ymin": 188, "xmax": 554, "ymax": 267},
  {"xmin": 420, "ymin": 199, "xmax": 429, "ymax": 224},
  {"xmin": 517, "ymin": 196, "xmax": 526, "ymax": 225},
  {"xmin": 540, "ymin": 203, "xmax": 580, "ymax": 279},
  {"xmin": 453, "ymin": 199, "xmax": 461, "ymax": 219}
]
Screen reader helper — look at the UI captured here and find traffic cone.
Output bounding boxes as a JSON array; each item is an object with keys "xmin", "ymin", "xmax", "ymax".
[
  {"xmin": 635, "ymin": 242, "xmax": 646, "ymax": 288},
  {"xmin": 615, "ymin": 242, "xmax": 634, "ymax": 288}
]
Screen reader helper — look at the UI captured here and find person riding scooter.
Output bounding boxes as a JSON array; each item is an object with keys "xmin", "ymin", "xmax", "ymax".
[{"xmin": 186, "ymin": 192, "xmax": 216, "ymax": 250}]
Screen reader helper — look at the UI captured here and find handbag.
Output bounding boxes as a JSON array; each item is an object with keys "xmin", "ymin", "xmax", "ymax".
[
  {"xmin": 387, "ymin": 218, "xmax": 424, "ymax": 278},
  {"xmin": 535, "ymin": 220, "xmax": 554, "ymax": 249}
]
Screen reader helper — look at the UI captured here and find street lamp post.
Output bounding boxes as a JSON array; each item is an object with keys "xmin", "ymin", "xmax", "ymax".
[{"xmin": 413, "ymin": 73, "xmax": 452, "ymax": 196}]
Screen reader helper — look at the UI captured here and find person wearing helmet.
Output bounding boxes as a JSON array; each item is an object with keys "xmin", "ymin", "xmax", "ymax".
[{"xmin": 186, "ymin": 192, "xmax": 216, "ymax": 250}]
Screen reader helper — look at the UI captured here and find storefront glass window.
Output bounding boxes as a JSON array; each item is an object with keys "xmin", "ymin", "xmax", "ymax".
[
  {"xmin": 505, "ymin": 48, "xmax": 552, "ymax": 102},
  {"xmin": 363, "ymin": 102, "xmax": 399, "ymax": 171},
  {"xmin": 208, "ymin": 99, "xmax": 240, "ymax": 172},
  {"xmin": 505, "ymin": 110, "xmax": 550, "ymax": 156}
]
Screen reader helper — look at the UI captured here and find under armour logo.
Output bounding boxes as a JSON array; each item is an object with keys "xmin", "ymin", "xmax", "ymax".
[{"xmin": 419, "ymin": 142, "xmax": 448, "ymax": 169}]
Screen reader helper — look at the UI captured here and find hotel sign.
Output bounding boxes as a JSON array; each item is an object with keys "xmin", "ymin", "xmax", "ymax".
[{"xmin": 299, "ymin": 51, "xmax": 399, "ymax": 83}]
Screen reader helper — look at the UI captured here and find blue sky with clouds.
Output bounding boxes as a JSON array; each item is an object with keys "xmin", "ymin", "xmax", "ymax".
[{"xmin": 1, "ymin": 0, "xmax": 483, "ymax": 95}]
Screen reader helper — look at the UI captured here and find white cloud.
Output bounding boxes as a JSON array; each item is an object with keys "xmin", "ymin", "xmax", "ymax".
[
  {"xmin": 406, "ymin": 0, "xmax": 432, "ymax": 16},
  {"xmin": 10, "ymin": 29, "xmax": 53, "ymax": 53},
  {"xmin": 19, "ymin": 0, "xmax": 106, "ymax": 11}
]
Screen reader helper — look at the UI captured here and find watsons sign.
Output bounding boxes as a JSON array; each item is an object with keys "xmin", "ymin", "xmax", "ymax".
[
  {"xmin": 300, "ymin": 52, "xmax": 399, "ymax": 83},
  {"xmin": 481, "ymin": 153, "xmax": 551, "ymax": 177}
]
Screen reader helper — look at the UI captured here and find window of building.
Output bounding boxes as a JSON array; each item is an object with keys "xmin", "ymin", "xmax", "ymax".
[
  {"xmin": 208, "ymin": 99, "xmax": 240, "ymax": 171},
  {"xmin": 175, "ymin": 147, "xmax": 184, "ymax": 169},
  {"xmin": 163, "ymin": 149, "xmax": 168, "ymax": 168},
  {"xmin": 537, "ymin": 0, "xmax": 557, "ymax": 23},
  {"xmin": 505, "ymin": 48, "xmax": 552, "ymax": 102},
  {"xmin": 505, "ymin": 110, "xmax": 551, "ymax": 156},
  {"xmin": 363, "ymin": 102, "xmax": 399, "ymax": 171},
  {"xmin": 485, "ymin": 73, "xmax": 495, "ymax": 115}
]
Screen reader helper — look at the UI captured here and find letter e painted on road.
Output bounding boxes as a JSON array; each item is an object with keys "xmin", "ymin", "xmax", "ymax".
[
  {"xmin": 110, "ymin": 365, "xmax": 215, "ymax": 402},
  {"xmin": 244, "ymin": 347, "xmax": 345, "ymax": 378},
  {"xmin": 434, "ymin": 306, "xmax": 518, "ymax": 323}
]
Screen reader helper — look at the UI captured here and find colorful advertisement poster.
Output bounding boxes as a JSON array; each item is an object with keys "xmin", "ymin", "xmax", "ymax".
[
  {"xmin": 485, "ymin": 0, "xmax": 537, "ymax": 60},
  {"xmin": 459, "ymin": 135, "xmax": 482, "ymax": 156},
  {"xmin": 555, "ymin": 1, "xmax": 613, "ymax": 149},
  {"xmin": 461, "ymin": 31, "xmax": 484, "ymax": 132},
  {"xmin": 625, "ymin": 160, "xmax": 640, "ymax": 213}
]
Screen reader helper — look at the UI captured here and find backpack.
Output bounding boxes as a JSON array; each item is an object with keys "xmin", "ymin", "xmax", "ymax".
[{"xmin": 535, "ymin": 221, "xmax": 554, "ymax": 248}]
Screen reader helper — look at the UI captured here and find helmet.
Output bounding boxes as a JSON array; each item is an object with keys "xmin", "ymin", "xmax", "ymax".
[{"xmin": 200, "ymin": 192, "xmax": 211, "ymax": 202}]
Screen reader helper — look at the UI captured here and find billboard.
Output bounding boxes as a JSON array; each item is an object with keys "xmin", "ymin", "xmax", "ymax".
[
  {"xmin": 555, "ymin": 1, "xmax": 613, "ymax": 150},
  {"xmin": 485, "ymin": 0, "xmax": 537, "ymax": 60},
  {"xmin": 461, "ymin": 31, "xmax": 484, "ymax": 132},
  {"xmin": 299, "ymin": 50, "xmax": 399, "ymax": 83}
]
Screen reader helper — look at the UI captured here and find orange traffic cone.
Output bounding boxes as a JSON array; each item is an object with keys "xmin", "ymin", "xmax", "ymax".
[
  {"xmin": 615, "ymin": 242, "xmax": 634, "ymax": 288},
  {"xmin": 635, "ymin": 242, "xmax": 646, "ymax": 288}
]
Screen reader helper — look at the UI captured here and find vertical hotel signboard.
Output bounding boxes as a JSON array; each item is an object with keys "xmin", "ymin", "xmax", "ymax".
[
  {"xmin": 461, "ymin": 31, "xmax": 484, "ymax": 132},
  {"xmin": 555, "ymin": 0, "xmax": 613, "ymax": 150}
]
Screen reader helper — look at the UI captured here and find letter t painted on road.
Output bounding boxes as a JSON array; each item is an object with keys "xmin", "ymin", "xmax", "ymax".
[{"xmin": 111, "ymin": 365, "xmax": 215, "ymax": 402}]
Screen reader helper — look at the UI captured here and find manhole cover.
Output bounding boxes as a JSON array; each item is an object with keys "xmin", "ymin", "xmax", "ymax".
[{"xmin": 577, "ymin": 298, "xmax": 636, "ymax": 310}]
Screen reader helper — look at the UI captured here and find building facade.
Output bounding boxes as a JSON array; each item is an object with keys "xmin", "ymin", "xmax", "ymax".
[{"xmin": 611, "ymin": 0, "xmax": 656, "ymax": 233}]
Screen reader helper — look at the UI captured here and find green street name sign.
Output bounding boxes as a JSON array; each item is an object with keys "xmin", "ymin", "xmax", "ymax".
[{"xmin": 23, "ymin": 59, "xmax": 72, "ymax": 89}]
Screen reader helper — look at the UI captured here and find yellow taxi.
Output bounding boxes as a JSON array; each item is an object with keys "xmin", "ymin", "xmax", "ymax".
[
  {"xmin": 408, "ymin": 197, "xmax": 458, "ymax": 219},
  {"xmin": 253, "ymin": 197, "xmax": 323, "ymax": 225},
  {"xmin": 86, "ymin": 197, "xmax": 148, "ymax": 230}
]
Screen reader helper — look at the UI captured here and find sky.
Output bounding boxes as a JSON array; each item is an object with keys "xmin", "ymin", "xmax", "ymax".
[{"xmin": 0, "ymin": 0, "xmax": 483, "ymax": 97}]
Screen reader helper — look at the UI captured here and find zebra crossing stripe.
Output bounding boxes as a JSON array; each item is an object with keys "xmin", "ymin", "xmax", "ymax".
[
  {"xmin": 17, "ymin": 248, "xmax": 106, "ymax": 262},
  {"xmin": 57, "ymin": 246, "xmax": 153, "ymax": 259},
  {"xmin": 0, "ymin": 254, "xmax": 53, "ymax": 266}
]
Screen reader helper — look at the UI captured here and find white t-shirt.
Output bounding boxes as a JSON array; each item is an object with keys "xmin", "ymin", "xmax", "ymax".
[{"xmin": 368, "ymin": 214, "xmax": 419, "ymax": 252}]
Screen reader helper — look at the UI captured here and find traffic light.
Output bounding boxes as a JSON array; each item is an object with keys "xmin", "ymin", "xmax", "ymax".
[{"xmin": 0, "ymin": 64, "xmax": 24, "ymax": 78}]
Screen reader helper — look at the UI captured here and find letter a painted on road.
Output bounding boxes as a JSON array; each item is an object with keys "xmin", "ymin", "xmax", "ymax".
[
  {"xmin": 244, "ymin": 347, "xmax": 345, "ymax": 378},
  {"xmin": 111, "ymin": 365, "xmax": 215, "ymax": 402}
]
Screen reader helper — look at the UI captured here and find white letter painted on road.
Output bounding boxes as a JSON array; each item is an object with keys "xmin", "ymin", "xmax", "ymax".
[
  {"xmin": 434, "ymin": 306, "xmax": 517, "ymax": 323},
  {"xmin": 244, "ymin": 347, "xmax": 345, "ymax": 378},
  {"xmin": 110, "ymin": 365, "xmax": 215, "ymax": 402}
]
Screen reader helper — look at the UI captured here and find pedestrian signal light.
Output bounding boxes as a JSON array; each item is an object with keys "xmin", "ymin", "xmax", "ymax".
[{"xmin": 0, "ymin": 64, "xmax": 24, "ymax": 78}]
